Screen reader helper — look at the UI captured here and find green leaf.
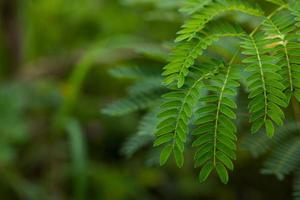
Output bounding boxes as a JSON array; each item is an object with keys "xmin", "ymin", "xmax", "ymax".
[
  {"xmin": 155, "ymin": 65, "xmax": 218, "ymax": 167},
  {"xmin": 153, "ymin": 133, "xmax": 173, "ymax": 147},
  {"xmin": 177, "ymin": 75, "xmax": 185, "ymax": 88},
  {"xmin": 216, "ymin": 151, "xmax": 234, "ymax": 170},
  {"xmin": 174, "ymin": 146, "xmax": 184, "ymax": 168},
  {"xmin": 220, "ymin": 105, "xmax": 236, "ymax": 119},
  {"xmin": 242, "ymin": 34, "xmax": 286, "ymax": 136},
  {"xmin": 160, "ymin": 145, "xmax": 173, "ymax": 166},
  {"xmin": 216, "ymin": 163, "xmax": 229, "ymax": 184},
  {"xmin": 163, "ymin": 22, "xmax": 245, "ymax": 87},
  {"xmin": 199, "ymin": 162, "xmax": 213, "ymax": 183},
  {"xmin": 251, "ymin": 118, "xmax": 265, "ymax": 134},
  {"xmin": 66, "ymin": 119, "xmax": 88, "ymax": 200},
  {"xmin": 265, "ymin": 120, "xmax": 275, "ymax": 137}
]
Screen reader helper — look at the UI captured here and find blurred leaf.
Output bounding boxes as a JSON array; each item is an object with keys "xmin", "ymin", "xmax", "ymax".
[{"xmin": 66, "ymin": 119, "xmax": 88, "ymax": 200}]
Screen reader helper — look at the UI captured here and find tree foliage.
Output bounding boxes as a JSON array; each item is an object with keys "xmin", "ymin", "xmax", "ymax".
[
  {"xmin": 155, "ymin": 0, "xmax": 300, "ymax": 183},
  {"xmin": 103, "ymin": 0, "xmax": 300, "ymax": 185}
]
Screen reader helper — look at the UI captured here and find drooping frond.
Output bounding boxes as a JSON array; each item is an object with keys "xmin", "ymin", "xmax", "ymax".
[
  {"xmin": 108, "ymin": 66, "xmax": 160, "ymax": 79},
  {"xmin": 163, "ymin": 22, "xmax": 244, "ymax": 88},
  {"xmin": 109, "ymin": 0, "xmax": 300, "ymax": 187},
  {"xmin": 179, "ymin": 0, "xmax": 212, "ymax": 15},
  {"xmin": 175, "ymin": 0, "xmax": 263, "ymax": 43},
  {"xmin": 128, "ymin": 77, "xmax": 163, "ymax": 95},
  {"xmin": 192, "ymin": 62, "xmax": 240, "ymax": 184},
  {"xmin": 261, "ymin": 137, "xmax": 300, "ymax": 180},
  {"xmin": 131, "ymin": 44, "xmax": 169, "ymax": 62},
  {"xmin": 241, "ymin": 34, "xmax": 287, "ymax": 136},
  {"xmin": 122, "ymin": 134, "xmax": 154, "ymax": 158},
  {"xmin": 258, "ymin": 122, "xmax": 300, "ymax": 180},
  {"xmin": 103, "ymin": 65, "xmax": 163, "ymax": 116},
  {"xmin": 101, "ymin": 92, "xmax": 160, "ymax": 116},
  {"xmin": 241, "ymin": 121, "xmax": 300, "ymax": 157},
  {"xmin": 121, "ymin": 110, "xmax": 157, "ymax": 158},
  {"xmin": 240, "ymin": 132, "xmax": 272, "ymax": 158},
  {"xmin": 262, "ymin": 11, "xmax": 300, "ymax": 102},
  {"xmin": 271, "ymin": 122, "xmax": 300, "ymax": 145},
  {"xmin": 154, "ymin": 63, "xmax": 219, "ymax": 167}
]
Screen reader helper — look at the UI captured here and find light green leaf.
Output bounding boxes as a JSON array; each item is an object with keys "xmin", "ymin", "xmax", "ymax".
[
  {"xmin": 174, "ymin": 147, "xmax": 184, "ymax": 168},
  {"xmin": 216, "ymin": 163, "xmax": 229, "ymax": 184},
  {"xmin": 265, "ymin": 120, "xmax": 275, "ymax": 137},
  {"xmin": 199, "ymin": 162, "xmax": 213, "ymax": 183},
  {"xmin": 160, "ymin": 145, "xmax": 173, "ymax": 166}
]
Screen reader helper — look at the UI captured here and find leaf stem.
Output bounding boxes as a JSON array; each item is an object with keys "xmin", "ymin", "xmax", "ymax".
[
  {"xmin": 213, "ymin": 51, "xmax": 238, "ymax": 166},
  {"xmin": 173, "ymin": 69, "xmax": 218, "ymax": 149},
  {"xmin": 250, "ymin": 36, "xmax": 268, "ymax": 121},
  {"xmin": 250, "ymin": 5, "xmax": 287, "ymax": 37}
]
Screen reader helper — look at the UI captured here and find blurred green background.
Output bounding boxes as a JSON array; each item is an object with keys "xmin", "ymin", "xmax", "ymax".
[{"xmin": 0, "ymin": 0, "xmax": 295, "ymax": 199}]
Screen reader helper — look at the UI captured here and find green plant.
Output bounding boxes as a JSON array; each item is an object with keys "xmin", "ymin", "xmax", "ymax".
[
  {"xmin": 155, "ymin": 0, "xmax": 300, "ymax": 184},
  {"xmin": 241, "ymin": 121, "xmax": 300, "ymax": 200},
  {"xmin": 104, "ymin": 0, "xmax": 300, "ymax": 184}
]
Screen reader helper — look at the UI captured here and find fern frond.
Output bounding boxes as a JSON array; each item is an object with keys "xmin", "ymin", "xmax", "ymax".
[
  {"xmin": 243, "ymin": 121, "xmax": 300, "ymax": 195},
  {"xmin": 101, "ymin": 92, "xmax": 160, "ymax": 116},
  {"xmin": 262, "ymin": 11, "xmax": 300, "ymax": 102},
  {"xmin": 154, "ymin": 63, "xmax": 219, "ymax": 168},
  {"xmin": 193, "ymin": 61, "xmax": 240, "ymax": 184},
  {"xmin": 179, "ymin": 0, "xmax": 212, "ymax": 15},
  {"xmin": 241, "ymin": 34, "xmax": 287, "ymax": 136},
  {"xmin": 240, "ymin": 132, "xmax": 272, "ymax": 158},
  {"xmin": 116, "ymin": 0, "xmax": 300, "ymax": 187},
  {"xmin": 131, "ymin": 44, "xmax": 169, "ymax": 62},
  {"xmin": 241, "ymin": 121, "xmax": 300, "ymax": 157},
  {"xmin": 259, "ymin": 122, "xmax": 300, "ymax": 180},
  {"xmin": 261, "ymin": 137, "xmax": 300, "ymax": 180},
  {"xmin": 175, "ymin": 0, "xmax": 263, "ymax": 43},
  {"xmin": 121, "ymin": 111, "xmax": 157, "ymax": 157},
  {"xmin": 122, "ymin": 134, "xmax": 154, "ymax": 157},
  {"xmin": 163, "ymin": 22, "xmax": 244, "ymax": 88},
  {"xmin": 128, "ymin": 77, "xmax": 163, "ymax": 95},
  {"xmin": 108, "ymin": 66, "xmax": 160, "ymax": 79}
]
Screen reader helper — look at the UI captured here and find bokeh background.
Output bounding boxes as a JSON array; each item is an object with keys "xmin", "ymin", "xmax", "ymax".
[{"xmin": 0, "ymin": 0, "xmax": 295, "ymax": 199}]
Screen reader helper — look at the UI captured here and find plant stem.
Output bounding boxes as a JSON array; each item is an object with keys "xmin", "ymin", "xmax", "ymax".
[{"xmin": 250, "ymin": 5, "xmax": 287, "ymax": 37}]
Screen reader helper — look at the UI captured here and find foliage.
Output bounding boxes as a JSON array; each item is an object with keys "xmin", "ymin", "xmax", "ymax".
[
  {"xmin": 103, "ymin": 0, "xmax": 300, "ymax": 185},
  {"xmin": 121, "ymin": 110, "xmax": 157, "ymax": 158},
  {"xmin": 152, "ymin": 0, "xmax": 300, "ymax": 184},
  {"xmin": 1, "ymin": 0, "xmax": 300, "ymax": 199},
  {"xmin": 242, "ymin": 121, "xmax": 300, "ymax": 200}
]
